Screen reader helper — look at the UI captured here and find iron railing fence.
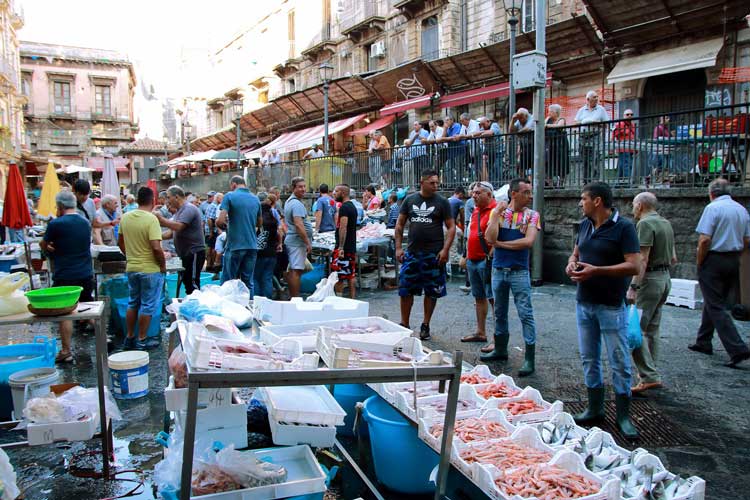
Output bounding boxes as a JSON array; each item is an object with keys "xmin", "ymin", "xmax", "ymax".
[{"xmin": 242, "ymin": 102, "xmax": 749, "ymax": 194}]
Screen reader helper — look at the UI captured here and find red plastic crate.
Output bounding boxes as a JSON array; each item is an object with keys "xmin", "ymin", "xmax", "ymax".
[{"xmin": 704, "ymin": 114, "xmax": 749, "ymax": 135}]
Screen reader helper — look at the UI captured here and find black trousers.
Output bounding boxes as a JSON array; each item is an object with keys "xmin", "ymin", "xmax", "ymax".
[
  {"xmin": 180, "ymin": 250, "xmax": 206, "ymax": 296},
  {"xmin": 696, "ymin": 251, "xmax": 750, "ymax": 357}
]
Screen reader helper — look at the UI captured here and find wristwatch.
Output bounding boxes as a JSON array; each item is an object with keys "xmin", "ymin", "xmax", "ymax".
[{"xmin": 629, "ymin": 283, "xmax": 641, "ymax": 291}]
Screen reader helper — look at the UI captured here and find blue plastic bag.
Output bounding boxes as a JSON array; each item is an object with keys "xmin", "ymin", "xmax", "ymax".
[{"xmin": 626, "ymin": 304, "xmax": 642, "ymax": 350}]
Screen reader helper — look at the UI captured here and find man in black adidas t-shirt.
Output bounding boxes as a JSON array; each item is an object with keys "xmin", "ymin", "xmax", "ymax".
[{"xmin": 395, "ymin": 169, "xmax": 456, "ymax": 340}]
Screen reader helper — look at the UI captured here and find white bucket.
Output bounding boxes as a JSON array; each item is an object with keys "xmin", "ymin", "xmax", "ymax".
[
  {"xmin": 9, "ymin": 367, "xmax": 60, "ymax": 419},
  {"xmin": 109, "ymin": 351, "xmax": 149, "ymax": 400}
]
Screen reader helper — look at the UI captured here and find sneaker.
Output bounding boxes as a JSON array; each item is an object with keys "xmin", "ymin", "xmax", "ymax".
[
  {"xmin": 55, "ymin": 351, "xmax": 73, "ymax": 364},
  {"xmin": 122, "ymin": 336, "xmax": 136, "ymax": 351},
  {"xmin": 419, "ymin": 323, "xmax": 431, "ymax": 341},
  {"xmin": 135, "ymin": 337, "xmax": 161, "ymax": 350},
  {"xmin": 459, "ymin": 285, "xmax": 471, "ymax": 294}
]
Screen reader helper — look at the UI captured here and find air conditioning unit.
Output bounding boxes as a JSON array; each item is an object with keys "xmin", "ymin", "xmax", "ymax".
[{"xmin": 370, "ymin": 40, "xmax": 386, "ymax": 58}]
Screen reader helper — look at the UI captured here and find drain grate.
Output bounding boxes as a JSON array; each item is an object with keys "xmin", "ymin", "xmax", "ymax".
[{"xmin": 563, "ymin": 400, "xmax": 695, "ymax": 448}]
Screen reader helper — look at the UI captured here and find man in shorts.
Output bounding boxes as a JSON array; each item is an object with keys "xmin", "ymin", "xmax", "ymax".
[
  {"xmin": 332, "ymin": 184, "xmax": 357, "ymax": 298},
  {"xmin": 395, "ymin": 169, "xmax": 456, "ymax": 340},
  {"xmin": 284, "ymin": 177, "xmax": 312, "ymax": 297}
]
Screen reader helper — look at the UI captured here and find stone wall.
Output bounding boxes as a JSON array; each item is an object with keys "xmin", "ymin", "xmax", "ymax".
[{"xmin": 541, "ymin": 187, "xmax": 750, "ymax": 283}]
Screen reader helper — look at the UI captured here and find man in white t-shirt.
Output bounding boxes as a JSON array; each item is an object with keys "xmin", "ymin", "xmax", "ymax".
[
  {"xmin": 510, "ymin": 108, "xmax": 535, "ymax": 176},
  {"xmin": 574, "ymin": 90, "xmax": 610, "ymax": 182},
  {"xmin": 303, "ymin": 144, "xmax": 326, "ymax": 159}
]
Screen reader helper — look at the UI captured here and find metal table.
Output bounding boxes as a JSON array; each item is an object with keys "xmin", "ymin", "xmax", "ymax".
[
  {"xmin": 0, "ymin": 301, "xmax": 112, "ymax": 476},
  {"xmin": 176, "ymin": 323, "xmax": 463, "ymax": 500}
]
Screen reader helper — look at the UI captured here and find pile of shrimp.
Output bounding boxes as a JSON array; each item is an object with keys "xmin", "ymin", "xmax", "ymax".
[
  {"xmin": 497, "ymin": 399, "xmax": 545, "ymax": 415},
  {"xmin": 477, "ymin": 383, "xmax": 521, "ymax": 400},
  {"xmin": 494, "ymin": 464, "xmax": 600, "ymax": 499},
  {"xmin": 461, "ymin": 373, "xmax": 494, "ymax": 384},
  {"xmin": 459, "ymin": 440, "xmax": 552, "ymax": 470},
  {"xmin": 429, "ymin": 417, "xmax": 510, "ymax": 443}
]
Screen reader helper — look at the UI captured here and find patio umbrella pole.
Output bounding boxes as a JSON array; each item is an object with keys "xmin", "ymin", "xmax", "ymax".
[{"xmin": 23, "ymin": 238, "xmax": 35, "ymax": 290}]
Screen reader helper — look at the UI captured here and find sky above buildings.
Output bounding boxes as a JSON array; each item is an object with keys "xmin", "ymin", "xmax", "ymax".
[{"xmin": 20, "ymin": 0, "xmax": 266, "ymax": 137}]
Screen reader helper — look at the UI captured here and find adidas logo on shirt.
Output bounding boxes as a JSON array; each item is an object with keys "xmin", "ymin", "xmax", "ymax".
[{"xmin": 411, "ymin": 202, "xmax": 435, "ymax": 223}]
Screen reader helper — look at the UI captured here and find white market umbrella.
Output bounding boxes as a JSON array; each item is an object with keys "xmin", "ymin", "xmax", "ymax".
[
  {"xmin": 56, "ymin": 165, "xmax": 95, "ymax": 174},
  {"xmin": 101, "ymin": 155, "xmax": 121, "ymax": 212}
]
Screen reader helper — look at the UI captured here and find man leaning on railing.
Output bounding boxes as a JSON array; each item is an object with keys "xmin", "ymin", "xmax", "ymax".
[{"xmin": 574, "ymin": 91, "xmax": 610, "ymax": 183}]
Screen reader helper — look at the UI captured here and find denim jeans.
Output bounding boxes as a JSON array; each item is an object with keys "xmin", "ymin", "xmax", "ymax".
[
  {"xmin": 492, "ymin": 268, "xmax": 536, "ymax": 345},
  {"xmin": 576, "ymin": 301, "xmax": 632, "ymax": 396},
  {"xmin": 222, "ymin": 248, "xmax": 258, "ymax": 296},
  {"xmin": 616, "ymin": 152, "xmax": 633, "ymax": 178},
  {"xmin": 253, "ymin": 255, "xmax": 276, "ymax": 299},
  {"xmin": 126, "ymin": 272, "xmax": 164, "ymax": 316},
  {"xmin": 466, "ymin": 259, "xmax": 491, "ymax": 299}
]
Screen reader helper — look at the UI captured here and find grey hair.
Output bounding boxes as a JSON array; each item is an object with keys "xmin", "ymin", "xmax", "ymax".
[
  {"xmin": 548, "ymin": 104, "xmax": 562, "ymax": 115},
  {"xmin": 101, "ymin": 194, "xmax": 118, "ymax": 207},
  {"xmin": 291, "ymin": 176, "xmax": 305, "ymax": 188},
  {"xmin": 350, "ymin": 188, "xmax": 356, "ymax": 197},
  {"xmin": 476, "ymin": 116, "xmax": 488, "ymax": 123},
  {"xmin": 166, "ymin": 185, "xmax": 185, "ymax": 198},
  {"xmin": 55, "ymin": 191, "xmax": 77, "ymax": 209},
  {"xmin": 634, "ymin": 192, "xmax": 657, "ymax": 210},
  {"xmin": 230, "ymin": 175, "xmax": 245, "ymax": 186},
  {"xmin": 517, "ymin": 108, "xmax": 530, "ymax": 117},
  {"xmin": 708, "ymin": 178, "xmax": 731, "ymax": 197},
  {"xmin": 373, "ymin": 129, "xmax": 382, "ymax": 136},
  {"xmin": 257, "ymin": 191, "xmax": 268, "ymax": 202},
  {"xmin": 586, "ymin": 90, "xmax": 598, "ymax": 99},
  {"xmin": 459, "ymin": 112, "xmax": 471, "ymax": 121},
  {"xmin": 444, "ymin": 115, "xmax": 455, "ymax": 122},
  {"xmin": 125, "ymin": 194, "xmax": 135, "ymax": 203}
]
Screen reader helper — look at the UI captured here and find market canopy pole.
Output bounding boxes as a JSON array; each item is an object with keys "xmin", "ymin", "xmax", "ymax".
[
  {"xmin": 531, "ymin": 0, "xmax": 547, "ymax": 285},
  {"xmin": 37, "ymin": 161, "xmax": 61, "ymax": 218}
]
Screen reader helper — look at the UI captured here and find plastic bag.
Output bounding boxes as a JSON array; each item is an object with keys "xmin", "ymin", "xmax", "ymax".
[
  {"xmin": 0, "ymin": 273, "xmax": 29, "ymax": 317},
  {"xmin": 177, "ymin": 300, "xmax": 222, "ymax": 322},
  {"xmin": 203, "ymin": 280, "xmax": 250, "ymax": 306},
  {"xmin": 494, "ymin": 184, "xmax": 510, "ymax": 203},
  {"xmin": 627, "ymin": 304, "xmax": 643, "ymax": 350},
  {"xmin": 22, "ymin": 386, "xmax": 122, "ymax": 424},
  {"xmin": 0, "ymin": 448, "xmax": 20, "ymax": 500},
  {"xmin": 306, "ymin": 272, "xmax": 339, "ymax": 303},
  {"xmin": 22, "ymin": 395, "xmax": 66, "ymax": 423},
  {"xmin": 168, "ymin": 345, "xmax": 188, "ymax": 389},
  {"xmin": 214, "ymin": 445, "xmax": 287, "ymax": 488}
]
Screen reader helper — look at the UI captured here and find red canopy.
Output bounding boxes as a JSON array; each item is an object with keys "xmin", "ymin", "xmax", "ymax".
[
  {"xmin": 347, "ymin": 115, "xmax": 396, "ymax": 136},
  {"xmin": 2, "ymin": 163, "xmax": 33, "ymax": 230}
]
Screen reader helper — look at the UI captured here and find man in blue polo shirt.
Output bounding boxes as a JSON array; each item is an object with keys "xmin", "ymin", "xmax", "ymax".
[
  {"xmin": 566, "ymin": 181, "xmax": 641, "ymax": 439},
  {"xmin": 217, "ymin": 176, "xmax": 261, "ymax": 295}
]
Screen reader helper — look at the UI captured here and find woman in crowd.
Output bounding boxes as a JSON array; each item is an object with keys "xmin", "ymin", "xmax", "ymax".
[
  {"xmin": 253, "ymin": 192, "xmax": 281, "ymax": 299},
  {"xmin": 544, "ymin": 103, "xmax": 570, "ymax": 187}
]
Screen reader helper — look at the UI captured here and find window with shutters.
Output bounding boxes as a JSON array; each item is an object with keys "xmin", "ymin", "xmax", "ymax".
[
  {"xmin": 421, "ymin": 16, "xmax": 439, "ymax": 61},
  {"xmin": 53, "ymin": 81, "xmax": 71, "ymax": 114},
  {"xmin": 521, "ymin": 0, "xmax": 535, "ymax": 33},
  {"xmin": 95, "ymin": 85, "xmax": 111, "ymax": 115}
]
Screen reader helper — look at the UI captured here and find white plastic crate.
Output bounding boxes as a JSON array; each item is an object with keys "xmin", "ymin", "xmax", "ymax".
[
  {"xmin": 523, "ymin": 411, "xmax": 589, "ymax": 449},
  {"xmin": 472, "ymin": 375, "xmax": 524, "ymax": 401},
  {"xmin": 666, "ymin": 295, "xmax": 702, "ymax": 309},
  {"xmin": 669, "ymin": 279, "xmax": 702, "ymax": 300},
  {"xmin": 259, "ymin": 385, "xmax": 346, "ymax": 427},
  {"xmin": 483, "ymin": 387, "xmax": 563, "ymax": 424},
  {"xmin": 163, "ymin": 376, "xmax": 234, "ymax": 412},
  {"xmin": 419, "ymin": 408, "xmax": 515, "ymax": 453},
  {"xmin": 269, "ymin": 418, "xmax": 337, "ymax": 448},
  {"xmin": 174, "ymin": 402, "xmax": 248, "ymax": 450},
  {"xmin": 411, "ymin": 384, "xmax": 487, "ymax": 421},
  {"xmin": 452, "ymin": 426, "xmax": 557, "ymax": 481},
  {"xmin": 260, "ymin": 316, "xmax": 412, "ymax": 352},
  {"xmin": 459, "ymin": 365, "xmax": 496, "ymax": 385},
  {"xmin": 615, "ymin": 452, "xmax": 705, "ymax": 500},
  {"xmin": 579, "ymin": 428, "xmax": 642, "ymax": 477},
  {"xmin": 474, "ymin": 449, "xmax": 621, "ymax": 500},
  {"xmin": 318, "ymin": 332, "xmax": 442, "ymax": 369},
  {"xmin": 253, "ymin": 295, "xmax": 369, "ymax": 325},
  {"xmin": 27, "ymin": 416, "xmax": 99, "ymax": 446},
  {"xmin": 188, "ymin": 445, "xmax": 327, "ymax": 500}
]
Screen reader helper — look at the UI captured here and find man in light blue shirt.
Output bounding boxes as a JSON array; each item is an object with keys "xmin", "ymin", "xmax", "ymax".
[
  {"xmin": 691, "ymin": 178, "xmax": 750, "ymax": 367},
  {"xmin": 408, "ymin": 121, "xmax": 429, "ymax": 172},
  {"xmin": 574, "ymin": 91, "xmax": 610, "ymax": 182},
  {"xmin": 217, "ymin": 176, "xmax": 261, "ymax": 294},
  {"xmin": 478, "ymin": 116, "xmax": 503, "ymax": 180},
  {"xmin": 284, "ymin": 177, "xmax": 313, "ymax": 297},
  {"xmin": 314, "ymin": 183, "xmax": 336, "ymax": 233}
]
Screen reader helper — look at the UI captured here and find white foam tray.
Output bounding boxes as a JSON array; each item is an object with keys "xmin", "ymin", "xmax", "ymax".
[
  {"xmin": 253, "ymin": 295, "xmax": 369, "ymax": 325},
  {"xmin": 27, "ymin": 416, "xmax": 99, "ymax": 446},
  {"xmin": 174, "ymin": 402, "xmax": 248, "ymax": 450},
  {"xmin": 259, "ymin": 385, "xmax": 346, "ymax": 427},
  {"xmin": 482, "ymin": 387, "xmax": 563, "ymax": 424},
  {"xmin": 269, "ymin": 418, "xmax": 337, "ymax": 448},
  {"xmin": 317, "ymin": 331, "xmax": 441, "ymax": 369},
  {"xmin": 614, "ymin": 452, "xmax": 706, "ymax": 500},
  {"xmin": 472, "ymin": 375, "xmax": 524, "ymax": 401},
  {"xmin": 419, "ymin": 408, "xmax": 515, "ymax": 453},
  {"xmin": 163, "ymin": 376, "xmax": 233, "ymax": 412},
  {"xmin": 459, "ymin": 365, "xmax": 496, "ymax": 384},
  {"xmin": 406, "ymin": 384, "xmax": 487, "ymax": 421},
  {"xmin": 666, "ymin": 296, "xmax": 702, "ymax": 309},
  {"xmin": 522, "ymin": 411, "xmax": 590, "ymax": 449}
]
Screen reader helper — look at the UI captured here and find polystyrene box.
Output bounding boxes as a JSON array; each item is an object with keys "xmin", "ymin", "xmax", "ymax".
[
  {"xmin": 27, "ymin": 416, "xmax": 99, "ymax": 446},
  {"xmin": 669, "ymin": 279, "xmax": 702, "ymax": 300},
  {"xmin": 253, "ymin": 296, "xmax": 368, "ymax": 325},
  {"xmin": 174, "ymin": 402, "xmax": 248, "ymax": 449}
]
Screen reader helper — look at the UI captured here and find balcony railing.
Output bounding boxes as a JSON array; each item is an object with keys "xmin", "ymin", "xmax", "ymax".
[{"xmin": 340, "ymin": 1, "xmax": 386, "ymax": 35}]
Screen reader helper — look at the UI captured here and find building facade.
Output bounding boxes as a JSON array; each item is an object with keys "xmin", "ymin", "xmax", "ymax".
[
  {"xmin": 0, "ymin": 0, "xmax": 25, "ymax": 199},
  {"xmin": 20, "ymin": 41, "xmax": 137, "ymax": 170}
]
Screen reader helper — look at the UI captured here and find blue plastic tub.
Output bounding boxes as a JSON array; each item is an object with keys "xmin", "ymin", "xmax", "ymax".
[
  {"xmin": 362, "ymin": 395, "xmax": 439, "ymax": 494},
  {"xmin": 300, "ymin": 263, "xmax": 325, "ymax": 295},
  {"xmin": 0, "ymin": 336, "xmax": 57, "ymax": 420},
  {"xmin": 113, "ymin": 297, "xmax": 161, "ymax": 339},
  {"xmin": 332, "ymin": 384, "xmax": 375, "ymax": 438},
  {"xmin": 165, "ymin": 272, "xmax": 214, "ymax": 299}
]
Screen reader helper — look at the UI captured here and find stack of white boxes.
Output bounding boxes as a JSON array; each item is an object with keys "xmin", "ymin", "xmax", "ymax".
[{"xmin": 666, "ymin": 279, "xmax": 703, "ymax": 309}]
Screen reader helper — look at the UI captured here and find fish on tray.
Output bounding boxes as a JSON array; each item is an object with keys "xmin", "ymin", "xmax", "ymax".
[
  {"xmin": 573, "ymin": 437, "xmax": 635, "ymax": 473},
  {"xmin": 459, "ymin": 441, "xmax": 552, "ymax": 470},
  {"xmin": 619, "ymin": 464, "xmax": 694, "ymax": 499},
  {"xmin": 429, "ymin": 417, "xmax": 510, "ymax": 443},
  {"xmin": 535, "ymin": 420, "xmax": 580, "ymax": 447},
  {"xmin": 494, "ymin": 464, "xmax": 600, "ymax": 500}
]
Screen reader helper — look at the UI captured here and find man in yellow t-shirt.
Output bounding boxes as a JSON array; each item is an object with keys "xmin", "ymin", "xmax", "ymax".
[{"xmin": 118, "ymin": 187, "xmax": 166, "ymax": 350}]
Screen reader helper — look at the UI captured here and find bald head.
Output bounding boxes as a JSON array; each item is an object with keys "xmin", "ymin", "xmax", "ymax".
[{"xmin": 634, "ymin": 192, "xmax": 657, "ymax": 210}]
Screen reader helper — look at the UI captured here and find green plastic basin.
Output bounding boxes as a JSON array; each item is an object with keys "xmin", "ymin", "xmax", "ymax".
[{"xmin": 25, "ymin": 286, "xmax": 83, "ymax": 309}]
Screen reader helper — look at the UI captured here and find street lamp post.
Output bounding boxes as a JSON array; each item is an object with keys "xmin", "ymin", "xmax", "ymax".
[
  {"xmin": 504, "ymin": 0, "xmax": 520, "ymax": 171},
  {"xmin": 319, "ymin": 61, "xmax": 334, "ymax": 155},
  {"xmin": 183, "ymin": 121, "xmax": 193, "ymax": 156},
  {"xmin": 232, "ymin": 99, "xmax": 244, "ymax": 168}
]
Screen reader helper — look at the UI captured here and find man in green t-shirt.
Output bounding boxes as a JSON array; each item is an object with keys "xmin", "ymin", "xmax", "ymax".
[
  {"xmin": 118, "ymin": 187, "xmax": 166, "ymax": 350},
  {"xmin": 626, "ymin": 192, "xmax": 676, "ymax": 393}
]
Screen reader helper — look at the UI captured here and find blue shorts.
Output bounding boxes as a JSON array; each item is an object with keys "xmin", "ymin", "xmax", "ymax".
[
  {"xmin": 398, "ymin": 251, "xmax": 447, "ymax": 299},
  {"xmin": 466, "ymin": 259, "xmax": 492, "ymax": 299},
  {"xmin": 127, "ymin": 272, "xmax": 164, "ymax": 316}
]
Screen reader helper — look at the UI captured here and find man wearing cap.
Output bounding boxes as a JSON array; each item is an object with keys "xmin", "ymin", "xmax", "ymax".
[
  {"xmin": 303, "ymin": 144, "xmax": 325, "ymax": 159},
  {"xmin": 460, "ymin": 181, "xmax": 497, "ymax": 346},
  {"xmin": 482, "ymin": 178, "xmax": 540, "ymax": 378}
]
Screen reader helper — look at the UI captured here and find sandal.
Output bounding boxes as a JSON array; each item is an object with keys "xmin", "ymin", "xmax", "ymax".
[
  {"xmin": 480, "ymin": 343, "xmax": 495, "ymax": 353},
  {"xmin": 461, "ymin": 334, "xmax": 488, "ymax": 343},
  {"xmin": 55, "ymin": 351, "xmax": 73, "ymax": 364}
]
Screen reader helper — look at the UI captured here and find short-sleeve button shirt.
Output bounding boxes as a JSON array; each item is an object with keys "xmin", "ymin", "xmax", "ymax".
[{"xmin": 695, "ymin": 195, "xmax": 750, "ymax": 252}]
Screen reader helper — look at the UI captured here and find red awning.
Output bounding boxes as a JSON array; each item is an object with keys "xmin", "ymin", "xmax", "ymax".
[
  {"xmin": 86, "ymin": 156, "xmax": 130, "ymax": 172},
  {"xmin": 439, "ymin": 74, "xmax": 552, "ymax": 109},
  {"xmin": 347, "ymin": 115, "xmax": 396, "ymax": 136},
  {"xmin": 379, "ymin": 95, "xmax": 432, "ymax": 116},
  {"xmin": 259, "ymin": 114, "xmax": 366, "ymax": 154}
]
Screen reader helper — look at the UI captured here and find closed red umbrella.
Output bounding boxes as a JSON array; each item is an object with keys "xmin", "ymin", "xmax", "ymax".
[
  {"xmin": 147, "ymin": 179, "xmax": 157, "ymax": 200},
  {"xmin": 2, "ymin": 163, "xmax": 33, "ymax": 229}
]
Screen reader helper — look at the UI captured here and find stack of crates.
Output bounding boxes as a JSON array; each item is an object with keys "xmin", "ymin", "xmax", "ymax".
[{"xmin": 666, "ymin": 279, "xmax": 702, "ymax": 309}]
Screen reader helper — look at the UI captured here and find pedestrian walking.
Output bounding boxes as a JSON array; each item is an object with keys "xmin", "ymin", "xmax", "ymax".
[
  {"xmin": 394, "ymin": 169, "xmax": 456, "ymax": 340},
  {"xmin": 566, "ymin": 181, "xmax": 641, "ymax": 438},
  {"xmin": 154, "ymin": 185, "xmax": 206, "ymax": 296},
  {"xmin": 627, "ymin": 192, "xmax": 676, "ymax": 393},
  {"xmin": 482, "ymin": 178, "xmax": 540, "ymax": 377},
  {"xmin": 332, "ymin": 184, "xmax": 358, "ymax": 299},
  {"xmin": 284, "ymin": 177, "xmax": 313, "ymax": 298},
  {"xmin": 118, "ymin": 187, "xmax": 166, "ymax": 350},
  {"xmin": 690, "ymin": 178, "xmax": 750, "ymax": 367},
  {"xmin": 253, "ymin": 192, "xmax": 280, "ymax": 300},
  {"xmin": 459, "ymin": 181, "xmax": 496, "ymax": 346},
  {"xmin": 217, "ymin": 176, "xmax": 261, "ymax": 295}
]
